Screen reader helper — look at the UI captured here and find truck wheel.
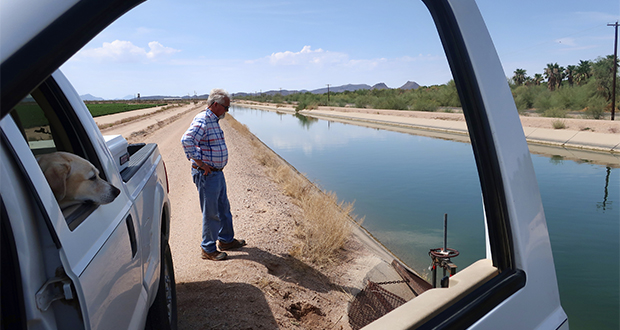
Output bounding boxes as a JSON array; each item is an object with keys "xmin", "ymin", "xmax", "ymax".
[{"xmin": 145, "ymin": 243, "xmax": 177, "ymax": 330}]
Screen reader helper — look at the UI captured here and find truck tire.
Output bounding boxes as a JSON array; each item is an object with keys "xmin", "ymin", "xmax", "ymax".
[{"xmin": 145, "ymin": 242, "xmax": 177, "ymax": 330}]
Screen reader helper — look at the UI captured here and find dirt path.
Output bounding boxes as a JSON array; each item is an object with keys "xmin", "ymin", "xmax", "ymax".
[{"xmin": 102, "ymin": 105, "xmax": 379, "ymax": 329}]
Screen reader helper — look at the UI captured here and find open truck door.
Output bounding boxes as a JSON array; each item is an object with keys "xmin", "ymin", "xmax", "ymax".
[{"xmin": 363, "ymin": 0, "xmax": 568, "ymax": 328}]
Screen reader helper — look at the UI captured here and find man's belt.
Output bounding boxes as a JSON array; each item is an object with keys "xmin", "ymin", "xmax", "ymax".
[{"xmin": 192, "ymin": 164, "xmax": 223, "ymax": 171}]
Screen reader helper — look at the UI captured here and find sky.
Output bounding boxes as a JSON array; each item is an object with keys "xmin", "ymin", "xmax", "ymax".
[{"xmin": 59, "ymin": 0, "xmax": 620, "ymax": 100}]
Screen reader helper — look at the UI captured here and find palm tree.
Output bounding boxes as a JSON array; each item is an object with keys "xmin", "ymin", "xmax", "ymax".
[
  {"xmin": 544, "ymin": 63, "xmax": 565, "ymax": 91},
  {"xmin": 575, "ymin": 60, "xmax": 592, "ymax": 85},
  {"xmin": 565, "ymin": 65, "xmax": 576, "ymax": 86},
  {"xmin": 512, "ymin": 68, "xmax": 528, "ymax": 86},
  {"xmin": 533, "ymin": 73, "xmax": 543, "ymax": 86}
]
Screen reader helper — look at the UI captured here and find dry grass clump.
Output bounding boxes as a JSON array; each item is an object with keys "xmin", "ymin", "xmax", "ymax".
[
  {"xmin": 225, "ymin": 115, "xmax": 355, "ymax": 265},
  {"xmin": 290, "ymin": 190, "xmax": 355, "ymax": 264},
  {"xmin": 552, "ymin": 120, "xmax": 566, "ymax": 129}
]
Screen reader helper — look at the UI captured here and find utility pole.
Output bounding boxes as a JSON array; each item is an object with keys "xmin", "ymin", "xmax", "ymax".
[
  {"xmin": 326, "ymin": 84, "xmax": 331, "ymax": 102},
  {"xmin": 608, "ymin": 21, "xmax": 619, "ymax": 120}
]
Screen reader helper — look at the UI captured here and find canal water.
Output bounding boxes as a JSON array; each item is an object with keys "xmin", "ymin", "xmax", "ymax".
[{"xmin": 229, "ymin": 106, "xmax": 619, "ymax": 329}]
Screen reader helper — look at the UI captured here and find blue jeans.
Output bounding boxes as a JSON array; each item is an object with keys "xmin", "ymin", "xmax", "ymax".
[{"xmin": 192, "ymin": 169, "xmax": 234, "ymax": 253}]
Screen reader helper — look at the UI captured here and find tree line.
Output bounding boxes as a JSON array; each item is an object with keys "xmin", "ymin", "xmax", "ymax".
[
  {"xmin": 236, "ymin": 82, "xmax": 462, "ymax": 112},
  {"xmin": 236, "ymin": 55, "xmax": 619, "ymax": 119},
  {"xmin": 510, "ymin": 55, "xmax": 618, "ymax": 119}
]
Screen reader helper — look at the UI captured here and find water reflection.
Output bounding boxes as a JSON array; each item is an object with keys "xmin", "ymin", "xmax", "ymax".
[
  {"xmin": 294, "ymin": 113, "xmax": 319, "ymax": 129},
  {"xmin": 549, "ymin": 155, "xmax": 564, "ymax": 165},
  {"xmin": 597, "ymin": 167, "xmax": 613, "ymax": 211}
]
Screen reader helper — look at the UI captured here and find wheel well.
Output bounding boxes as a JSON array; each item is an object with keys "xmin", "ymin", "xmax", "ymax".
[{"xmin": 161, "ymin": 203, "xmax": 170, "ymax": 244}]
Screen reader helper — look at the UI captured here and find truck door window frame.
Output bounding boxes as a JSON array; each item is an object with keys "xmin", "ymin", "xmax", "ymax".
[
  {"xmin": 417, "ymin": 0, "xmax": 527, "ymax": 327},
  {"xmin": 10, "ymin": 76, "xmax": 109, "ymax": 229}
]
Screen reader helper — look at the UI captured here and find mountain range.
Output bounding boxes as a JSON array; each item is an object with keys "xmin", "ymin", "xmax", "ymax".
[
  {"xmin": 80, "ymin": 81, "xmax": 421, "ymax": 101},
  {"xmin": 233, "ymin": 81, "xmax": 420, "ymax": 97}
]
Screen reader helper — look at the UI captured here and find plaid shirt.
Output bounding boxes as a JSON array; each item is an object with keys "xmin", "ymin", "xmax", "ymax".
[{"xmin": 181, "ymin": 108, "xmax": 228, "ymax": 169}]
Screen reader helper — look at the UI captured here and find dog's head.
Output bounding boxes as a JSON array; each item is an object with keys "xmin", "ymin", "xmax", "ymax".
[{"xmin": 36, "ymin": 151, "xmax": 121, "ymax": 208}]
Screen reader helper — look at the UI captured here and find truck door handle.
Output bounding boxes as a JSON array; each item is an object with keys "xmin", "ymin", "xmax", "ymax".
[{"xmin": 125, "ymin": 215, "xmax": 137, "ymax": 258}]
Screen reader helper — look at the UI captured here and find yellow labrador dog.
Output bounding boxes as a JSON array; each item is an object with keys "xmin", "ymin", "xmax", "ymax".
[{"xmin": 36, "ymin": 151, "xmax": 121, "ymax": 208}]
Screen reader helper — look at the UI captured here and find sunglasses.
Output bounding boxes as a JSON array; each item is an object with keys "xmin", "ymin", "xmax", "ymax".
[{"xmin": 217, "ymin": 102, "xmax": 230, "ymax": 111}]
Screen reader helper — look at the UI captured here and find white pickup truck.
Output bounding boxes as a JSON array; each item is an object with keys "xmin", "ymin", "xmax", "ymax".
[{"xmin": 0, "ymin": 0, "xmax": 176, "ymax": 329}]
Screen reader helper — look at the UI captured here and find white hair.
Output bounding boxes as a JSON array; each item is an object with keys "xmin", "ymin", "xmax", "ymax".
[{"xmin": 207, "ymin": 88, "xmax": 230, "ymax": 106}]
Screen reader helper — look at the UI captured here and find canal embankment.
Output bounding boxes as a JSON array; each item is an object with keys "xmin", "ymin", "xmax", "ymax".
[{"xmin": 235, "ymin": 100, "xmax": 620, "ymax": 167}]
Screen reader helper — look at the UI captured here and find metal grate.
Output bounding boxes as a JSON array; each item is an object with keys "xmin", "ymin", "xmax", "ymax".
[{"xmin": 348, "ymin": 280, "xmax": 408, "ymax": 330}]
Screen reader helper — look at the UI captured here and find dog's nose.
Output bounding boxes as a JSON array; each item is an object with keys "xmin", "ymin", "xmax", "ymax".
[{"xmin": 111, "ymin": 186, "xmax": 121, "ymax": 198}]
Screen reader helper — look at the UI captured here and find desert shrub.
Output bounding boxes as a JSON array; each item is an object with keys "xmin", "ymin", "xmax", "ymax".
[
  {"xmin": 437, "ymin": 80, "xmax": 461, "ymax": 107},
  {"xmin": 533, "ymin": 90, "xmax": 559, "ymax": 112},
  {"xmin": 413, "ymin": 98, "xmax": 439, "ymax": 111},
  {"xmin": 513, "ymin": 85, "xmax": 538, "ymax": 110},
  {"xmin": 373, "ymin": 96, "xmax": 408, "ymax": 110},
  {"xmin": 354, "ymin": 95, "xmax": 374, "ymax": 108},
  {"xmin": 542, "ymin": 108, "xmax": 567, "ymax": 118},
  {"xmin": 271, "ymin": 94, "xmax": 284, "ymax": 104},
  {"xmin": 562, "ymin": 86, "xmax": 591, "ymax": 110},
  {"xmin": 585, "ymin": 96, "xmax": 607, "ymax": 119},
  {"xmin": 552, "ymin": 120, "xmax": 566, "ymax": 129},
  {"xmin": 295, "ymin": 100, "xmax": 308, "ymax": 111}
]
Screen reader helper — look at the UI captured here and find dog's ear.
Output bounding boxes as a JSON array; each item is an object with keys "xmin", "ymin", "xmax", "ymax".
[{"xmin": 43, "ymin": 162, "xmax": 70, "ymax": 201}]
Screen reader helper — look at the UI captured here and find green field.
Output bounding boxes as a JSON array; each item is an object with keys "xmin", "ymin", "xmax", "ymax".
[
  {"xmin": 86, "ymin": 103, "xmax": 167, "ymax": 117},
  {"xmin": 11, "ymin": 102, "xmax": 168, "ymax": 129}
]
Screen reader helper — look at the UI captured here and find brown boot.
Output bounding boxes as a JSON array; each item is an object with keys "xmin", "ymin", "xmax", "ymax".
[
  {"xmin": 217, "ymin": 238, "xmax": 247, "ymax": 251},
  {"xmin": 201, "ymin": 249, "xmax": 227, "ymax": 261}
]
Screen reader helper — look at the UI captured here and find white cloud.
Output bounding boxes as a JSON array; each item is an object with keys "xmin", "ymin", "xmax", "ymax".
[
  {"xmin": 268, "ymin": 45, "xmax": 349, "ymax": 66},
  {"xmin": 77, "ymin": 40, "xmax": 180, "ymax": 63},
  {"xmin": 146, "ymin": 41, "xmax": 180, "ymax": 58}
]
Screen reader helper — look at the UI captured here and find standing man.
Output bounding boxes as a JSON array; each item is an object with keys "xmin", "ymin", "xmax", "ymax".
[{"xmin": 181, "ymin": 88, "xmax": 246, "ymax": 261}]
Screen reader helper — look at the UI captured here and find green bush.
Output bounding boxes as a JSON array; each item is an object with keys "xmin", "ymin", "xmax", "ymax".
[
  {"xmin": 585, "ymin": 96, "xmax": 607, "ymax": 119},
  {"xmin": 295, "ymin": 102, "xmax": 306, "ymax": 111},
  {"xmin": 373, "ymin": 96, "xmax": 408, "ymax": 110},
  {"xmin": 513, "ymin": 85, "xmax": 538, "ymax": 110},
  {"xmin": 413, "ymin": 98, "xmax": 439, "ymax": 111},
  {"xmin": 354, "ymin": 95, "xmax": 374, "ymax": 108},
  {"xmin": 533, "ymin": 90, "xmax": 557, "ymax": 112},
  {"xmin": 542, "ymin": 108, "xmax": 567, "ymax": 118}
]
